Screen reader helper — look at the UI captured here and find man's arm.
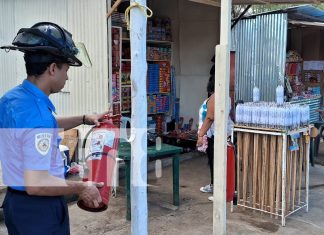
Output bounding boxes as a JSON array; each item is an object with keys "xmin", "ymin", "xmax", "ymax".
[
  {"xmin": 56, "ymin": 111, "xmax": 109, "ymax": 130},
  {"xmin": 24, "ymin": 170, "xmax": 103, "ymax": 208},
  {"xmin": 56, "ymin": 115, "xmax": 84, "ymax": 130}
]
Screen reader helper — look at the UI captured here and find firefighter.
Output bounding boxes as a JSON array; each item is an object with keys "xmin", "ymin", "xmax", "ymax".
[{"xmin": 0, "ymin": 22, "xmax": 106, "ymax": 235}]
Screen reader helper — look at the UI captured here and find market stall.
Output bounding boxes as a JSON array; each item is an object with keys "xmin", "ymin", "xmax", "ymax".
[
  {"xmin": 234, "ymin": 99, "xmax": 311, "ymax": 226},
  {"xmin": 232, "ymin": 5, "xmax": 324, "ymax": 124}
]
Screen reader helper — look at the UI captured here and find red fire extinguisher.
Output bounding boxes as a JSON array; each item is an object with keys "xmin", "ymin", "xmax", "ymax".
[
  {"xmin": 227, "ymin": 141, "xmax": 235, "ymax": 203},
  {"xmin": 77, "ymin": 114, "xmax": 121, "ymax": 212}
]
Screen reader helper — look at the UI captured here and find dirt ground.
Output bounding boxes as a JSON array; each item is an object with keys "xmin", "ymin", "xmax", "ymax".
[{"xmin": 1, "ymin": 152, "xmax": 324, "ymax": 234}]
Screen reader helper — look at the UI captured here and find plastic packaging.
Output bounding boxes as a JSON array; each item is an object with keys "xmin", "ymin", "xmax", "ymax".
[
  {"xmin": 253, "ymin": 86, "xmax": 260, "ymax": 102},
  {"xmin": 276, "ymin": 85, "xmax": 284, "ymax": 105}
]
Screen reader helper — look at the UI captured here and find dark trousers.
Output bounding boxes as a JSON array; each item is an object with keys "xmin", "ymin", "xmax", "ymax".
[
  {"xmin": 207, "ymin": 136, "xmax": 214, "ymax": 185},
  {"xmin": 2, "ymin": 188, "xmax": 70, "ymax": 235}
]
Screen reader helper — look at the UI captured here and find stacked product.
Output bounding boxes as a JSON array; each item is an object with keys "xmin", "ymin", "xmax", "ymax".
[
  {"xmin": 147, "ymin": 17, "xmax": 172, "ymax": 41},
  {"xmin": 121, "ymin": 61, "xmax": 131, "ymax": 85},
  {"xmin": 112, "ymin": 73, "xmax": 120, "ymax": 102},
  {"xmin": 155, "ymin": 115, "xmax": 164, "ymax": 136},
  {"xmin": 148, "ymin": 95, "xmax": 157, "ymax": 114},
  {"xmin": 112, "ymin": 28, "xmax": 120, "ymax": 69},
  {"xmin": 147, "ymin": 46, "xmax": 171, "ymax": 61},
  {"xmin": 121, "ymin": 87, "xmax": 131, "ymax": 112},
  {"xmin": 159, "ymin": 62, "xmax": 171, "ymax": 93},
  {"xmin": 235, "ymin": 102, "xmax": 310, "ymax": 130},
  {"xmin": 156, "ymin": 95, "xmax": 170, "ymax": 113},
  {"xmin": 147, "ymin": 63, "xmax": 160, "ymax": 93}
]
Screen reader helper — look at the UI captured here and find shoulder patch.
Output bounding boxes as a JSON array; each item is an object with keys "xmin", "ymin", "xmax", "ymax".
[{"xmin": 35, "ymin": 133, "xmax": 52, "ymax": 156}]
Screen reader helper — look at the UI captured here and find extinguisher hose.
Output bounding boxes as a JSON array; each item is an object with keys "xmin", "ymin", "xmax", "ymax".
[
  {"xmin": 81, "ymin": 127, "xmax": 117, "ymax": 164},
  {"xmin": 81, "ymin": 126, "xmax": 96, "ymax": 163}
]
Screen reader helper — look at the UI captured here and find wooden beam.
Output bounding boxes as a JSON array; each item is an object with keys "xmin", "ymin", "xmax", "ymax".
[
  {"xmin": 188, "ymin": 0, "xmax": 221, "ymax": 7},
  {"xmin": 106, "ymin": 0, "xmax": 123, "ymax": 18},
  {"xmin": 232, "ymin": 0, "xmax": 324, "ymax": 4},
  {"xmin": 213, "ymin": 0, "xmax": 231, "ymax": 234},
  {"xmin": 253, "ymin": 0, "xmax": 269, "ymax": 3}
]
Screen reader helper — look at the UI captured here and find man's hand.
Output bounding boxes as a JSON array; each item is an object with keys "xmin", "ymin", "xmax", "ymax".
[
  {"xmin": 79, "ymin": 181, "xmax": 104, "ymax": 208},
  {"xmin": 84, "ymin": 111, "xmax": 111, "ymax": 126}
]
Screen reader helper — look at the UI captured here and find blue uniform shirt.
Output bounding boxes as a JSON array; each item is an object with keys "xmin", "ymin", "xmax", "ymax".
[{"xmin": 0, "ymin": 80, "xmax": 64, "ymax": 190}]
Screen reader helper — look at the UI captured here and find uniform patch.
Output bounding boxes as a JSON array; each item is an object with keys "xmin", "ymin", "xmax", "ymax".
[{"xmin": 35, "ymin": 133, "xmax": 52, "ymax": 156}]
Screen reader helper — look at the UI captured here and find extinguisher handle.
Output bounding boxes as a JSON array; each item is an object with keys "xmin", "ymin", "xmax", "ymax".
[{"xmin": 103, "ymin": 114, "xmax": 122, "ymax": 122}]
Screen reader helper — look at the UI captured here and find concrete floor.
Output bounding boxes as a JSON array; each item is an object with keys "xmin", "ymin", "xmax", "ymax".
[{"xmin": 0, "ymin": 152, "xmax": 323, "ymax": 234}]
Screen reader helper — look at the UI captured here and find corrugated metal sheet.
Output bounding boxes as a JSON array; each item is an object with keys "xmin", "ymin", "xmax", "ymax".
[
  {"xmin": 0, "ymin": 0, "xmax": 17, "ymax": 95},
  {"xmin": 231, "ymin": 13, "xmax": 287, "ymax": 102},
  {"xmin": 52, "ymin": 0, "xmax": 109, "ymax": 116},
  {"xmin": 0, "ymin": 0, "xmax": 109, "ymax": 116}
]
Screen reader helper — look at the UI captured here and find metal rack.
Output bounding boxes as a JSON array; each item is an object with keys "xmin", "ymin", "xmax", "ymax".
[{"xmin": 233, "ymin": 125, "xmax": 310, "ymax": 226}]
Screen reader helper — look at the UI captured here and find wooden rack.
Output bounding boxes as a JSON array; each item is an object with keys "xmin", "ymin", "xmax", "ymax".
[{"xmin": 233, "ymin": 125, "xmax": 310, "ymax": 226}]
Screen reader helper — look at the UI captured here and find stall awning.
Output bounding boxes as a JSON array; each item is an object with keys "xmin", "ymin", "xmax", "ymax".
[
  {"xmin": 243, "ymin": 5, "xmax": 324, "ymax": 23},
  {"xmin": 189, "ymin": 0, "xmax": 324, "ymax": 7}
]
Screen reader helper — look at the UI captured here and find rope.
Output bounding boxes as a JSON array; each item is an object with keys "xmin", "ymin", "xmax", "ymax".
[{"xmin": 125, "ymin": 2, "xmax": 153, "ymax": 30}]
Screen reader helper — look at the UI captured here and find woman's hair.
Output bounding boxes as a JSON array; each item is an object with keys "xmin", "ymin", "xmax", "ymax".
[{"xmin": 207, "ymin": 75, "xmax": 215, "ymax": 97}]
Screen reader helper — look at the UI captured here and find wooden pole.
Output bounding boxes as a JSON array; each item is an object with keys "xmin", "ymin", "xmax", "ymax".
[
  {"xmin": 286, "ymin": 142, "xmax": 292, "ymax": 215},
  {"xmin": 261, "ymin": 135, "xmax": 268, "ymax": 213},
  {"xmin": 269, "ymin": 136, "xmax": 277, "ymax": 216},
  {"xmin": 275, "ymin": 136, "xmax": 283, "ymax": 218},
  {"xmin": 237, "ymin": 132, "xmax": 243, "ymax": 205},
  {"xmin": 129, "ymin": 0, "xmax": 148, "ymax": 234},
  {"xmin": 291, "ymin": 149, "xmax": 297, "ymax": 211},
  {"xmin": 213, "ymin": 44, "xmax": 230, "ymax": 235},
  {"xmin": 107, "ymin": 0, "xmax": 123, "ymax": 18},
  {"xmin": 213, "ymin": 0, "xmax": 231, "ymax": 233},
  {"xmin": 257, "ymin": 135, "xmax": 262, "ymax": 209},
  {"xmin": 248, "ymin": 134, "xmax": 254, "ymax": 207},
  {"xmin": 298, "ymin": 136, "xmax": 304, "ymax": 205},
  {"xmin": 252, "ymin": 134, "xmax": 259, "ymax": 209},
  {"xmin": 242, "ymin": 133, "xmax": 250, "ymax": 208}
]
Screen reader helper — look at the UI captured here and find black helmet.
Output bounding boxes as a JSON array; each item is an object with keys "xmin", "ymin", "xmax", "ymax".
[{"xmin": 1, "ymin": 22, "xmax": 91, "ymax": 67}]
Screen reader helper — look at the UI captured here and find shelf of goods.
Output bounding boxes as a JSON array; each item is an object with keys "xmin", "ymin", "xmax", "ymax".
[
  {"xmin": 111, "ymin": 17, "xmax": 173, "ymax": 116},
  {"xmin": 112, "ymin": 26, "xmax": 122, "ymax": 115},
  {"xmin": 233, "ymin": 125, "xmax": 310, "ymax": 226}
]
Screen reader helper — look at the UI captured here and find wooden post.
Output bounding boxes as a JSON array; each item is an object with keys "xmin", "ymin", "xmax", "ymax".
[
  {"xmin": 286, "ymin": 143, "xmax": 292, "ymax": 215},
  {"xmin": 252, "ymin": 134, "xmax": 259, "ymax": 209},
  {"xmin": 261, "ymin": 135, "xmax": 268, "ymax": 213},
  {"xmin": 269, "ymin": 136, "xmax": 277, "ymax": 216},
  {"xmin": 275, "ymin": 136, "xmax": 283, "ymax": 218},
  {"xmin": 291, "ymin": 150, "xmax": 297, "ymax": 211},
  {"xmin": 242, "ymin": 133, "xmax": 250, "ymax": 208},
  {"xmin": 130, "ymin": 0, "xmax": 148, "ymax": 234},
  {"xmin": 298, "ymin": 136, "xmax": 304, "ymax": 205},
  {"xmin": 237, "ymin": 132, "xmax": 242, "ymax": 205},
  {"xmin": 213, "ymin": 0, "xmax": 231, "ymax": 233}
]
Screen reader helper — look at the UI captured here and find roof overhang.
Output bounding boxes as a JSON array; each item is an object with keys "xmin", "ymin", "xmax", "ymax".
[
  {"xmin": 289, "ymin": 19, "xmax": 324, "ymax": 27},
  {"xmin": 188, "ymin": 0, "xmax": 324, "ymax": 7}
]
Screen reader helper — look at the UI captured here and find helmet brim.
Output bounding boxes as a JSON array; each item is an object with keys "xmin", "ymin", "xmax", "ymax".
[{"xmin": 0, "ymin": 45, "xmax": 84, "ymax": 67}]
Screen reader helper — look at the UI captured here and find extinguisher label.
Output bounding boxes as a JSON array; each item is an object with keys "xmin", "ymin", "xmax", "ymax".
[{"xmin": 90, "ymin": 130, "xmax": 115, "ymax": 158}]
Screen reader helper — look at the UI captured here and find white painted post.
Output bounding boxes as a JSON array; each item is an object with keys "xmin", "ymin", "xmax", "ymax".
[
  {"xmin": 213, "ymin": 0, "xmax": 231, "ymax": 234},
  {"xmin": 129, "ymin": 0, "xmax": 148, "ymax": 234}
]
